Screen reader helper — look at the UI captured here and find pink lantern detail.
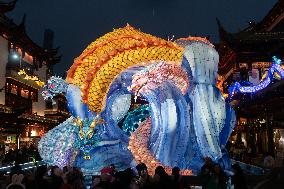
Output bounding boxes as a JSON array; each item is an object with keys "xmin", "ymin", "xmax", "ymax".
[{"xmin": 130, "ymin": 62, "xmax": 189, "ymax": 95}]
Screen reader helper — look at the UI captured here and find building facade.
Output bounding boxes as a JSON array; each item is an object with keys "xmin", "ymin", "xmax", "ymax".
[
  {"xmin": 0, "ymin": 1, "xmax": 68, "ymax": 150},
  {"xmin": 217, "ymin": 0, "xmax": 284, "ymax": 164}
]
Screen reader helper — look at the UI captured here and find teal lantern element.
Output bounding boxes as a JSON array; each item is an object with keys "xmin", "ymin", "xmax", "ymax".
[{"xmin": 122, "ymin": 105, "xmax": 151, "ymax": 136}]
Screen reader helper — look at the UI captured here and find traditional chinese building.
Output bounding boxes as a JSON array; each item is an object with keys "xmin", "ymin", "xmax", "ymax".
[
  {"xmin": 217, "ymin": 0, "xmax": 284, "ymax": 162},
  {"xmin": 0, "ymin": 0, "xmax": 69, "ymax": 149}
]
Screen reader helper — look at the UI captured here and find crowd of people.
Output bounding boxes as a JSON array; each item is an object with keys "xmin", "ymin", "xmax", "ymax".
[
  {"xmin": 0, "ymin": 164, "xmax": 82, "ymax": 189},
  {"xmin": 2, "ymin": 144, "xmax": 284, "ymax": 189},
  {"xmin": 0, "ymin": 157, "xmax": 251, "ymax": 189},
  {"xmin": 1, "ymin": 164, "xmax": 185, "ymax": 189},
  {"xmin": 97, "ymin": 164, "xmax": 186, "ymax": 189},
  {"xmin": 200, "ymin": 157, "xmax": 247, "ymax": 189}
]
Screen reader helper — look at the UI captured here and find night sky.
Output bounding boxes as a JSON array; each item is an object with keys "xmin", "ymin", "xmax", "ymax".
[{"xmin": 7, "ymin": 0, "xmax": 277, "ymax": 76}]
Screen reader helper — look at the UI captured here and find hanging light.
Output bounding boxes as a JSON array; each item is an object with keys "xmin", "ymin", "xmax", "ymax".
[{"xmin": 11, "ymin": 52, "xmax": 20, "ymax": 60}]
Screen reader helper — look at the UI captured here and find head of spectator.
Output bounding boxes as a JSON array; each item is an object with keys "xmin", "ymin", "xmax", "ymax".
[
  {"xmin": 35, "ymin": 166, "xmax": 47, "ymax": 179},
  {"xmin": 117, "ymin": 168, "xmax": 135, "ymax": 187},
  {"xmin": 232, "ymin": 163, "xmax": 243, "ymax": 175},
  {"xmin": 155, "ymin": 166, "xmax": 167, "ymax": 177},
  {"xmin": 66, "ymin": 172, "xmax": 84, "ymax": 189},
  {"xmin": 204, "ymin": 157, "xmax": 213, "ymax": 166},
  {"xmin": 172, "ymin": 167, "xmax": 180, "ymax": 177},
  {"xmin": 63, "ymin": 166, "xmax": 68, "ymax": 174},
  {"xmin": 109, "ymin": 164, "xmax": 117, "ymax": 176},
  {"xmin": 136, "ymin": 163, "xmax": 148, "ymax": 177},
  {"xmin": 99, "ymin": 166, "xmax": 114, "ymax": 185},
  {"xmin": 6, "ymin": 174, "xmax": 25, "ymax": 189},
  {"xmin": 49, "ymin": 167, "xmax": 63, "ymax": 189},
  {"xmin": 213, "ymin": 163, "xmax": 222, "ymax": 174}
]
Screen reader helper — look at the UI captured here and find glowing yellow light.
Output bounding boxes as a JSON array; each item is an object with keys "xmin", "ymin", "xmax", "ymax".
[
  {"xmin": 30, "ymin": 130, "xmax": 37, "ymax": 137},
  {"xmin": 17, "ymin": 69, "xmax": 45, "ymax": 86}
]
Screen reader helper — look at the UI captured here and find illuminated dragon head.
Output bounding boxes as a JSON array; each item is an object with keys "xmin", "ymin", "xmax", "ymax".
[{"xmin": 42, "ymin": 76, "xmax": 68, "ymax": 101}]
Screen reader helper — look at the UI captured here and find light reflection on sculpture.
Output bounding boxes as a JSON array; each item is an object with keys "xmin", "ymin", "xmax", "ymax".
[{"xmin": 38, "ymin": 25, "xmax": 235, "ymax": 175}]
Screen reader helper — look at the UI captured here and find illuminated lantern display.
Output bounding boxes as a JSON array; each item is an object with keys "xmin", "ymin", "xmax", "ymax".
[
  {"xmin": 38, "ymin": 25, "xmax": 236, "ymax": 175},
  {"xmin": 229, "ymin": 56, "xmax": 284, "ymax": 97},
  {"xmin": 17, "ymin": 69, "xmax": 45, "ymax": 87}
]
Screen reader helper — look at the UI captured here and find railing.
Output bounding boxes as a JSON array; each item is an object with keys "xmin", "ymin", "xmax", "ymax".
[
  {"xmin": 0, "ymin": 160, "xmax": 46, "ymax": 174},
  {"xmin": 231, "ymin": 159, "xmax": 264, "ymax": 175}
]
